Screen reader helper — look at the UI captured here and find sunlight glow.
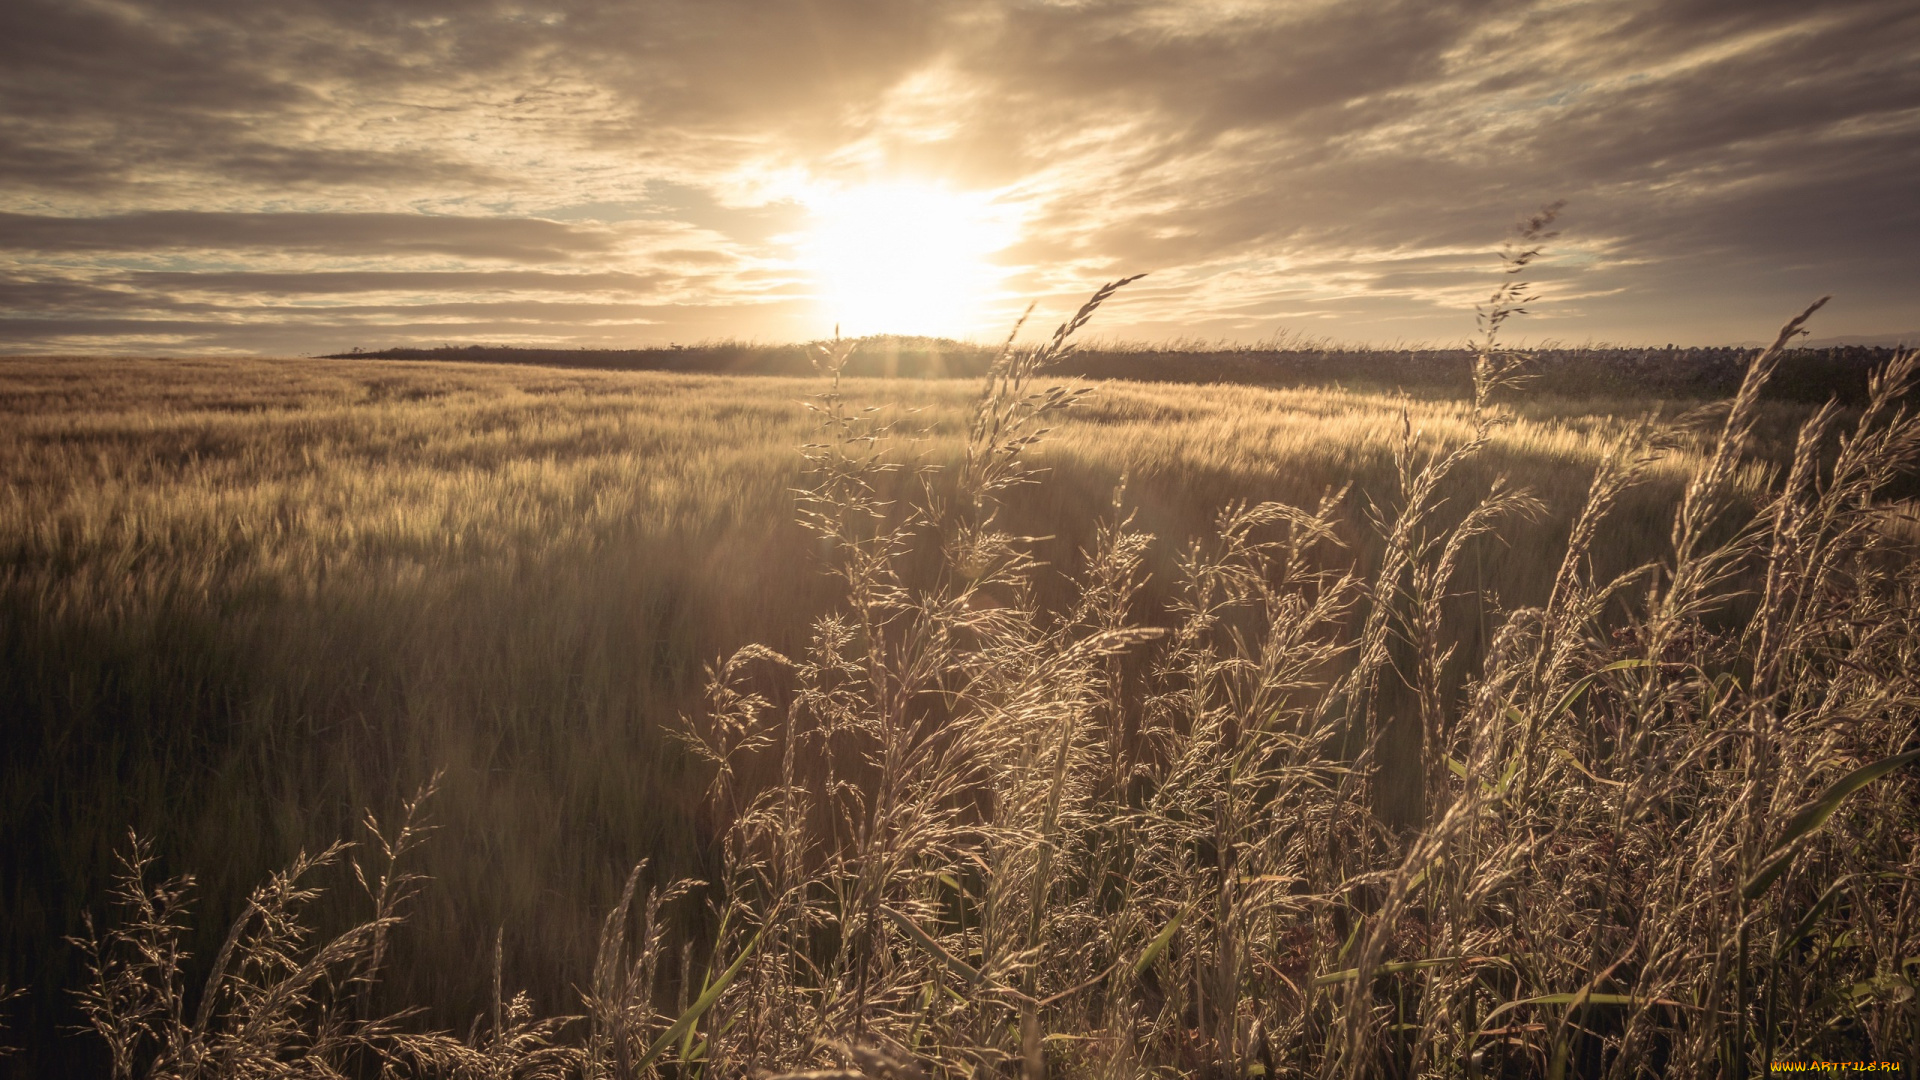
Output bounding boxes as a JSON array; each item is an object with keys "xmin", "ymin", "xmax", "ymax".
[{"xmin": 799, "ymin": 182, "xmax": 1019, "ymax": 338}]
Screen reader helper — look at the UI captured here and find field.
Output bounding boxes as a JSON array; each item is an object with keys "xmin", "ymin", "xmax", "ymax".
[{"xmin": 3, "ymin": 315, "xmax": 1918, "ymax": 1075}]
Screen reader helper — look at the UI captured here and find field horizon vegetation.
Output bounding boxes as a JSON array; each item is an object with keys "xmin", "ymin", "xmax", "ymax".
[
  {"xmin": 5, "ymin": 223, "xmax": 1920, "ymax": 1076},
  {"xmin": 315, "ymin": 339, "xmax": 1914, "ymax": 409}
]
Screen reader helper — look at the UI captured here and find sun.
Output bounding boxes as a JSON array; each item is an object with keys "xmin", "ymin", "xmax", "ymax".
[{"xmin": 799, "ymin": 181, "xmax": 1019, "ymax": 339}]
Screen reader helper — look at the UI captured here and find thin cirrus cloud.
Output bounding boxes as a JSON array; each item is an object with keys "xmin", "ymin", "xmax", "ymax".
[
  {"xmin": 0, "ymin": 0, "xmax": 1915, "ymax": 355},
  {"xmin": 0, "ymin": 213, "xmax": 620, "ymax": 262}
]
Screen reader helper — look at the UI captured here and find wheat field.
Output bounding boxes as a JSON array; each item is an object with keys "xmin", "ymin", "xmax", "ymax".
[{"xmin": 3, "ymin": 292, "xmax": 1917, "ymax": 1076}]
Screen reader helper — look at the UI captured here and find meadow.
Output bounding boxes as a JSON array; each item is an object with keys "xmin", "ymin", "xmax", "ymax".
[{"xmin": 2, "ymin": 290, "xmax": 1916, "ymax": 1076}]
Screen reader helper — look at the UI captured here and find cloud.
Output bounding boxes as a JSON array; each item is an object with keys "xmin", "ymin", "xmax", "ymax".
[
  {"xmin": 0, "ymin": 212, "xmax": 618, "ymax": 261},
  {"xmin": 0, "ymin": 0, "xmax": 1914, "ymax": 349},
  {"xmin": 119, "ymin": 270, "xmax": 674, "ymax": 295}
]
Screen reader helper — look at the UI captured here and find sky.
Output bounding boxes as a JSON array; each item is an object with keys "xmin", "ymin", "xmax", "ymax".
[{"xmin": 1, "ymin": 0, "xmax": 1917, "ymax": 355}]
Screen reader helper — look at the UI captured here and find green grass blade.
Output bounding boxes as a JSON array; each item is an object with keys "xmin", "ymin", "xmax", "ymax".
[
  {"xmin": 1767, "ymin": 748, "xmax": 1920, "ymax": 857},
  {"xmin": 634, "ymin": 925, "xmax": 763, "ymax": 1074},
  {"xmin": 1545, "ymin": 659, "xmax": 1649, "ymax": 724},
  {"xmin": 1312, "ymin": 954, "xmax": 1485, "ymax": 988},
  {"xmin": 1479, "ymin": 991, "xmax": 1681, "ymax": 1031},
  {"xmin": 1743, "ymin": 850, "xmax": 1797, "ymax": 903},
  {"xmin": 884, "ymin": 905, "xmax": 984, "ymax": 985},
  {"xmin": 1744, "ymin": 748, "xmax": 1920, "ymax": 900},
  {"xmin": 1133, "ymin": 904, "xmax": 1191, "ymax": 978},
  {"xmin": 1496, "ymin": 755, "xmax": 1523, "ymax": 798},
  {"xmin": 1775, "ymin": 876, "xmax": 1853, "ymax": 961}
]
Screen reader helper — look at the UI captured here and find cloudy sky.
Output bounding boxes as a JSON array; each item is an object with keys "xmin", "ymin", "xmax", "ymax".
[{"xmin": 2, "ymin": 0, "xmax": 1917, "ymax": 354}]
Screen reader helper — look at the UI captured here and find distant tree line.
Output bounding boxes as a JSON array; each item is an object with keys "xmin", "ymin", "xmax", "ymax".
[{"xmin": 321, "ymin": 338, "xmax": 1913, "ymax": 404}]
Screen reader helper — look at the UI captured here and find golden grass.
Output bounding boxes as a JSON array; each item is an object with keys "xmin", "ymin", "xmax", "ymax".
[{"xmin": 0, "ymin": 339, "xmax": 1890, "ymax": 1075}]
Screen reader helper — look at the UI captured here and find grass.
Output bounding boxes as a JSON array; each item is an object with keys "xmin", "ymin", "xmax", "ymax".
[{"xmin": 3, "ymin": 254, "xmax": 1917, "ymax": 1075}]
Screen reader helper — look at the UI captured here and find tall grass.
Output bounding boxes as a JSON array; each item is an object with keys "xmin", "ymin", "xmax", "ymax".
[
  {"xmin": 643, "ymin": 255, "xmax": 1920, "ymax": 1074},
  {"xmin": 1, "ymin": 353, "xmax": 1749, "ymax": 1069},
  {"xmin": 8, "ymin": 236, "xmax": 1918, "ymax": 1074}
]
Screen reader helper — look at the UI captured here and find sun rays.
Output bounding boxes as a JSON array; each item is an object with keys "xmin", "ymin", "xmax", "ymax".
[{"xmin": 798, "ymin": 181, "xmax": 1020, "ymax": 338}]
